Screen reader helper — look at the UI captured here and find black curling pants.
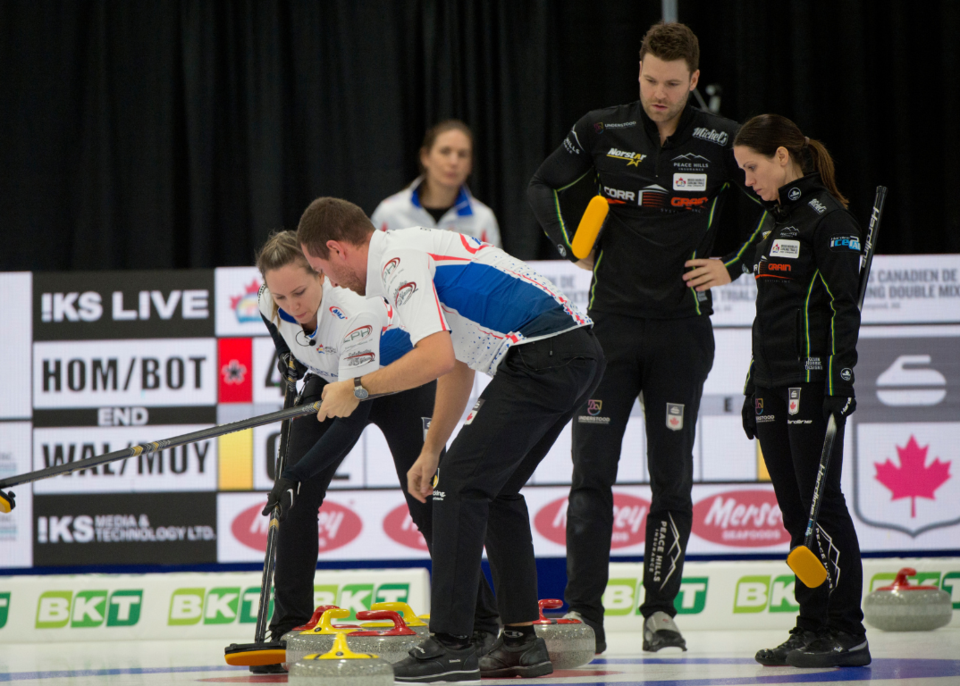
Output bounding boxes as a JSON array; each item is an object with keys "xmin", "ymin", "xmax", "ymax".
[
  {"xmin": 429, "ymin": 327, "xmax": 605, "ymax": 637},
  {"xmin": 565, "ymin": 313, "xmax": 715, "ymax": 627},
  {"xmin": 755, "ymin": 382, "xmax": 865, "ymax": 637},
  {"xmin": 269, "ymin": 375, "xmax": 500, "ymax": 639}
]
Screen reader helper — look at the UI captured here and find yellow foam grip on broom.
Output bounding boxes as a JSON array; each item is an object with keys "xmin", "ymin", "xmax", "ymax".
[
  {"xmin": 787, "ymin": 546, "xmax": 828, "ymax": 588},
  {"xmin": 571, "ymin": 196, "xmax": 609, "ymax": 260}
]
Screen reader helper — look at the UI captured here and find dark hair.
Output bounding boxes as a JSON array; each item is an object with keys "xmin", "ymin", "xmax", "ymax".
[
  {"xmin": 297, "ymin": 197, "xmax": 374, "ymax": 260},
  {"xmin": 639, "ymin": 21, "xmax": 699, "ymax": 74},
  {"xmin": 734, "ymin": 114, "xmax": 849, "ymax": 208},
  {"xmin": 418, "ymin": 119, "xmax": 473, "ymax": 174}
]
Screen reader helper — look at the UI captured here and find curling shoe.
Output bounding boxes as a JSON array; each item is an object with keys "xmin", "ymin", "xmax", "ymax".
[
  {"xmin": 478, "ymin": 635, "xmax": 553, "ymax": 678},
  {"xmin": 470, "ymin": 629, "xmax": 499, "ymax": 658},
  {"xmin": 564, "ymin": 610, "xmax": 606, "ymax": 654},
  {"xmin": 786, "ymin": 630, "xmax": 871, "ymax": 668},
  {"xmin": 755, "ymin": 627, "xmax": 817, "ymax": 666},
  {"xmin": 393, "ymin": 636, "xmax": 480, "ymax": 683},
  {"xmin": 642, "ymin": 611, "xmax": 687, "ymax": 652}
]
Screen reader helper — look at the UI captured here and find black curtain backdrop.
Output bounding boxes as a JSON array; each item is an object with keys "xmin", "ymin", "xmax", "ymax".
[{"xmin": 1, "ymin": 1, "xmax": 957, "ymax": 271}]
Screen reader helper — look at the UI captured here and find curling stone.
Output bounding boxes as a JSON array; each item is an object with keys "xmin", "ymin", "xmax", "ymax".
[
  {"xmin": 864, "ymin": 567, "xmax": 953, "ymax": 631},
  {"xmin": 289, "ymin": 631, "xmax": 393, "ymax": 686},
  {"xmin": 363, "ymin": 602, "xmax": 430, "ymax": 638},
  {"xmin": 346, "ymin": 610, "xmax": 422, "ymax": 663},
  {"xmin": 286, "ymin": 607, "xmax": 361, "ymax": 667},
  {"xmin": 533, "ymin": 599, "xmax": 596, "ymax": 669},
  {"xmin": 281, "ymin": 605, "xmax": 341, "ymax": 645}
]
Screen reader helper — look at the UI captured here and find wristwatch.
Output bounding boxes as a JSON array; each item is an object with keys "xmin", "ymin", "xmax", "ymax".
[{"xmin": 353, "ymin": 376, "xmax": 369, "ymax": 400}]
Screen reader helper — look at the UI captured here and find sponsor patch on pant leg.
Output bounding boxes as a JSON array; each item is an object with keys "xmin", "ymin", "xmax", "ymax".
[{"xmin": 666, "ymin": 403, "xmax": 684, "ymax": 431}]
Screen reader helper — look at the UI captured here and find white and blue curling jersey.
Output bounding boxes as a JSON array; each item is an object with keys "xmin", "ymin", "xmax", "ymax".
[
  {"xmin": 364, "ymin": 228, "xmax": 591, "ymax": 376},
  {"xmin": 258, "ymin": 278, "xmax": 411, "ymax": 381}
]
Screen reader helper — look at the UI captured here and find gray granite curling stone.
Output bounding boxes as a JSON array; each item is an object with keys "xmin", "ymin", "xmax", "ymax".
[
  {"xmin": 289, "ymin": 632, "xmax": 393, "ymax": 686},
  {"xmin": 864, "ymin": 568, "xmax": 953, "ymax": 631},
  {"xmin": 344, "ymin": 610, "xmax": 422, "ymax": 663},
  {"xmin": 286, "ymin": 607, "xmax": 360, "ymax": 668},
  {"xmin": 366, "ymin": 601, "xmax": 430, "ymax": 638},
  {"xmin": 534, "ymin": 599, "xmax": 595, "ymax": 669},
  {"xmin": 281, "ymin": 604, "xmax": 339, "ymax": 646}
]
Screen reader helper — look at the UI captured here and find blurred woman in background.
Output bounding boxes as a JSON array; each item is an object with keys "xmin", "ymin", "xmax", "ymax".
[{"xmin": 372, "ymin": 120, "xmax": 501, "ymax": 247}]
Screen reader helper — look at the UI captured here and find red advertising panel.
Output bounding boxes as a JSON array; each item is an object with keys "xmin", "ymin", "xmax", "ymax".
[{"xmin": 218, "ymin": 338, "xmax": 253, "ymax": 403}]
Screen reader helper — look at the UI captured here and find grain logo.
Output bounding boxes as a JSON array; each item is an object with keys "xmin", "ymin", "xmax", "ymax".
[{"xmin": 35, "ymin": 589, "xmax": 143, "ymax": 629}]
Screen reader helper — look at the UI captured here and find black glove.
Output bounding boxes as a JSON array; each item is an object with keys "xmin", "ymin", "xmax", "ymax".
[
  {"xmin": 262, "ymin": 477, "xmax": 300, "ymax": 521},
  {"xmin": 823, "ymin": 395, "xmax": 856, "ymax": 425},
  {"xmin": 277, "ymin": 352, "xmax": 307, "ymax": 390},
  {"xmin": 742, "ymin": 394, "xmax": 757, "ymax": 440}
]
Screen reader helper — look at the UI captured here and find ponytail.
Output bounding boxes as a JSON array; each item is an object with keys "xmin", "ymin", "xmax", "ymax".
[
  {"xmin": 805, "ymin": 137, "xmax": 849, "ymax": 208},
  {"xmin": 734, "ymin": 114, "xmax": 848, "ymax": 209}
]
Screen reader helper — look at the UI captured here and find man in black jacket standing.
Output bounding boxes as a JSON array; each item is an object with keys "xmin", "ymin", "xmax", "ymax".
[{"xmin": 528, "ymin": 21, "xmax": 767, "ymax": 654}]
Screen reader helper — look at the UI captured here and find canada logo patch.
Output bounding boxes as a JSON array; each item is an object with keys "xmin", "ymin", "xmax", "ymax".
[
  {"xmin": 666, "ymin": 403, "xmax": 684, "ymax": 431},
  {"xmin": 788, "ymin": 387, "xmax": 801, "ymax": 416}
]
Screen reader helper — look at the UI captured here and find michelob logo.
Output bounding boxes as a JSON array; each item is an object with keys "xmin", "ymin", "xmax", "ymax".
[
  {"xmin": 312, "ymin": 583, "xmax": 411, "ymax": 621},
  {"xmin": 36, "ymin": 589, "xmax": 143, "ymax": 628},
  {"xmin": 0, "ymin": 592, "xmax": 9, "ymax": 629},
  {"xmin": 600, "ymin": 577, "xmax": 708, "ymax": 617},
  {"xmin": 168, "ymin": 586, "xmax": 269, "ymax": 626},
  {"xmin": 733, "ymin": 575, "xmax": 799, "ymax": 614}
]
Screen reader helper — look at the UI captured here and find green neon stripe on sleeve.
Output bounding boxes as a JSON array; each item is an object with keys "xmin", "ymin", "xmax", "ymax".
[
  {"xmin": 820, "ymin": 275, "xmax": 839, "ymax": 395},
  {"xmin": 552, "ymin": 190, "xmax": 571, "ymax": 243},
  {"xmin": 689, "ymin": 250, "xmax": 701, "ymax": 315},
  {"xmin": 551, "ymin": 170, "xmax": 594, "ymax": 245},
  {"xmin": 804, "ymin": 270, "xmax": 819, "ymax": 383},
  {"xmin": 588, "ymin": 251, "xmax": 604, "ymax": 310},
  {"xmin": 707, "ymin": 182, "xmax": 728, "ymax": 230},
  {"xmin": 725, "ymin": 208, "xmax": 768, "ymax": 268}
]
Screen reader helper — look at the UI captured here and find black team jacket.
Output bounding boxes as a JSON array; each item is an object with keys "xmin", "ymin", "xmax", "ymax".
[
  {"xmin": 744, "ymin": 173, "xmax": 862, "ymax": 397},
  {"xmin": 528, "ymin": 101, "xmax": 767, "ymax": 319}
]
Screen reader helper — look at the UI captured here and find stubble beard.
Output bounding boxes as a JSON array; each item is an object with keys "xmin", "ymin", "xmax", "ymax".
[{"xmin": 641, "ymin": 92, "xmax": 688, "ymax": 126}]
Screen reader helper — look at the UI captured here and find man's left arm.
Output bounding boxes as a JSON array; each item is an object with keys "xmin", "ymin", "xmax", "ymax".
[
  {"xmin": 316, "ymin": 330, "xmax": 456, "ymax": 420},
  {"xmin": 408, "ymin": 359, "xmax": 475, "ymax": 503},
  {"xmin": 719, "ymin": 145, "xmax": 771, "ymax": 281}
]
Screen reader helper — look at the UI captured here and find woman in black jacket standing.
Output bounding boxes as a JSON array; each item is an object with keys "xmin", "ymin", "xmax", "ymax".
[{"xmin": 732, "ymin": 114, "xmax": 869, "ymax": 669}]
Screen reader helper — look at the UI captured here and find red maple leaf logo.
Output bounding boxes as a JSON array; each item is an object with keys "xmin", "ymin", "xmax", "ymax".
[
  {"xmin": 230, "ymin": 279, "xmax": 261, "ymax": 310},
  {"xmin": 874, "ymin": 436, "xmax": 951, "ymax": 518}
]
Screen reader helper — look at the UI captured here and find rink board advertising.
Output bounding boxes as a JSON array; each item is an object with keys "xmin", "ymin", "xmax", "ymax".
[{"xmin": 1, "ymin": 256, "xmax": 959, "ymax": 569}]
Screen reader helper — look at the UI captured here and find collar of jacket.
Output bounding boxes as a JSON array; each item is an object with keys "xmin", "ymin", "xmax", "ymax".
[
  {"xmin": 765, "ymin": 172, "xmax": 825, "ymax": 219},
  {"xmin": 639, "ymin": 100, "xmax": 698, "ymax": 147},
  {"xmin": 408, "ymin": 175, "xmax": 474, "ymax": 217}
]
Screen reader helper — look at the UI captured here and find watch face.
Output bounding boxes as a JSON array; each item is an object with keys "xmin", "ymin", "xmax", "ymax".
[{"xmin": 353, "ymin": 378, "xmax": 369, "ymax": 399}]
